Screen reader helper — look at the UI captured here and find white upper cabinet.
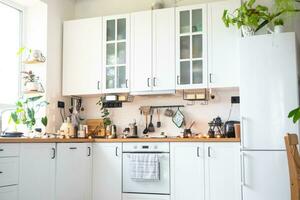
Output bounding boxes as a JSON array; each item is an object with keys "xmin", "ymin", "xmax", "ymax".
[
  {"xmin": 103, "ymin": 15, "xmax": 130, "ymax": 94},
  {"xmin": 152, "ymin": 8, "xmax": 176, "ymax": 93},
  {"xmin": 19, "ymin": 143, "xmax": 56, "ymax": 200},
  {"xmin": 130, "ymin": 10, "xmax": 152, "ymax": 94},
  {"xmin": 204, "ymin": 143, "xmax": 241, "ymax": 200},
  {"xmin": 176, "ymin": 5, "xmax": 208, "ymax": 90},
  {"xmin": 131, "ymin": 8, "xmax": 175, "ymax": 95},
  {"xmin": 63, "ymin": 17, "xmax": 102, "ymax": 96},
  {"xmin": 208, "ymin": 0, "xmax": 241, "ymax": 88}
]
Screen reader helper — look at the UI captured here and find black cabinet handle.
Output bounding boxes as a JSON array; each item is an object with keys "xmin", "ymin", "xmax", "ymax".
[
  {"xmin": 69, "ymin": 147, "xmax": 77, "ymax": 150},
  {"xmin": 51, "ymin": 148, "xmax": 56, "ymax": 159},
  {"xmin": 115, "ymin": 147, "xmax": 119, "ymax": 157},
  {"xmin": 209, "ymin": 73, "xmax": 212, "ymax": 83},
  {"xmin": 208, "ymin": 147, "xmax": 211, "ymax": 157},
  {"xmin": 0, "ymin": 149, "xmax": 3, "ymax": 152},
  {"xmin": 153, "ymin": 77, "xmax": 157, "ymax": 87},
  {"xmin": 197, "ymin": 147, "xmax": 200, "ymax": 157},
  {"xmin": 87, "ymin": 147, "xmax": 91, "ymax": 157},
  {"xmin": 147, "ymin": 78, "xmax": 151, "ymax": 87},
  {"xmin": 97, "ymin": 81, "xmax": 100, "ymax": 90},
  {"xmin": 0, "ymin": 171, "xmax": 3, "ymax": 174}
]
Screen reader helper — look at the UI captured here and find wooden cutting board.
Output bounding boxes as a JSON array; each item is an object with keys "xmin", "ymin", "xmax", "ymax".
[{"xmin": 86, "ymin": 119, "xmax": 105, "ymax": 137}]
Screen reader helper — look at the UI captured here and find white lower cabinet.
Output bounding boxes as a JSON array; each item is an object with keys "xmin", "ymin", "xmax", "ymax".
[
  {"xmin": 56, "ymin": 143, "xmax": 92, "ymax": 200},
  {"xmin": 171, "ymin": 143, "xmax": 205, "ymax": 200},
  {"xmin": 92, "ymin": 143, "xmax": 122, "ymax": 200},
  {"xmin": 0, "ymin": 144, "xmax": 19, "ymax": 200},
  {"xmin": 19, "ymin": 143, "xmax": 56, "ymax": 200},
  {"xmin": 0, "ymin": 157, "xmax": 19, "ymax": 187},
  {"xmin": 205, "ymin": 143, "xmax": 241, "ymax": 200},
  {"xmin": 123, "ymin": 193, "xmax": 170, "ymax": 200},
  {"xmin": 0, "ymin": 185, "xmax": 18, "ymax": 200},
  {"xmin": 171, "ymin": 142, "xmax": 241, "ymax": 200}
]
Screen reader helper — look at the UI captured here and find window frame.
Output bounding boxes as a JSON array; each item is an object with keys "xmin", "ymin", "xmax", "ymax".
[{"xmin": 0, "ymin": 0, "xmax": 24, "ymax": 106}]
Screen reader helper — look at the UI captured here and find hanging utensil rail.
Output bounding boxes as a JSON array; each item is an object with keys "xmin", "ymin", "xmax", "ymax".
[{"xmin": 150, "ymin": 105, "xmax": 184, "ymax": 109}]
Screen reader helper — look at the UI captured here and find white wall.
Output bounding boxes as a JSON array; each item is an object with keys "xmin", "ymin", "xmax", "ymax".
[
  {"xmin": 74, "ymin": 0, "xmax": 217, "ymax": 18},
  {"xmin": 82, "ymin": 89, "xmax": 240, "ymax": 137},
  {"xmin": 41, "ymin": 0, "xmax": 75, "ymax": 132}
]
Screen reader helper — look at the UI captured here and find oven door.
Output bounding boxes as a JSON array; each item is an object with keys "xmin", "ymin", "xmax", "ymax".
[{"xmin": 122, "ymin": 153, "xmax": 170, "ymax": 194}]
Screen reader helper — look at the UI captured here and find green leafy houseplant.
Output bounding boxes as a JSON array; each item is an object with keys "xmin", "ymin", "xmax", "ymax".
[
  {"xmin": 274, "ymin": 18, "xmax": 284, "ymax": 26},
  {"xmin": 96, "ymin": 97, "xmax": 112, "ymax": 127},
  {"xmin": 222, "ymin": 0, "xmax": 272, "ymax": 34},
  {"xmin": 9, "ymin": 96, "xmax": 49, "ymax": 131},
  {"xmin": 223, "ymin": 0, "xmax": 300, "ymax": 35},
  {"xmin": 289, "ymin": 107, "xmax": 300, "ymax": 123}
]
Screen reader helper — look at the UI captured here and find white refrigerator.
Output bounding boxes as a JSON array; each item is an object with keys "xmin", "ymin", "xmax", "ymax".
[{"xmin": 240, "ymin": 32, "xmax": 299, "ymax": 200}]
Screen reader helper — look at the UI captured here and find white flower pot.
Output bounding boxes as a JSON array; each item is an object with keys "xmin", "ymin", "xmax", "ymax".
[
  {"xmin": 25, "ymin": 82, "xmax": 39, "ymax": 91},
  {"xmin": 274, "ymin": 25, "xmax": 284, "ymax": 34},
  {"xmin": 242, "ymin": 26, "xmax": 255, "ymax": 37}
]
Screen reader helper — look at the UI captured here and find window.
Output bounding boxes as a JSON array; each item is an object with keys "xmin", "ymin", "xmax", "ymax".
[{"xmin": 0, "ymin": 1, "xmax": 22, "ymax": 106}]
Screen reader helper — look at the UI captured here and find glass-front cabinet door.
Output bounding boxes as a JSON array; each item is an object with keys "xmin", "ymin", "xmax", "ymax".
[
  {"xmin": 103, "ymin": 15, "xmax": 130, "ymax": 93},
  {"xmin": 176, "ymin": 5, "xmax": 207, "ymax": 89}
]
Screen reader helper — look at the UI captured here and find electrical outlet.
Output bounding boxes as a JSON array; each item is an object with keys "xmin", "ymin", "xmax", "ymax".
[
  {"xmin": 57, "ymin": 101, "xmax": 65, "ymax": 108},
  {"xmin": 231, "ymin": 96, "xmax": 240, "ymax": 104}
]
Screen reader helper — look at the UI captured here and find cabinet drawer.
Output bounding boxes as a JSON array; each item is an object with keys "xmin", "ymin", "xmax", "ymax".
[
  {"xmin": 0, "ymin": 157, "xmax": 19, "ymax": 187},
  {"xmin": 0, "ymin": 185, "xmax": 18, "ymax": 200},
  {"xmin": 0, "ymin": 144, "xmax": 20, "ymax": 157}
]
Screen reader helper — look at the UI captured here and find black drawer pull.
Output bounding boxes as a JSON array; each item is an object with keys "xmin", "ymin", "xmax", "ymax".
[
  {"xmin": 69, "ymin": 147, "xmax": 77, "ymax": 150},
  {"xmin": 0, "ymin": 171, "xmax": 3, "ymax": 174},
  {"xmin": 0, "ymin": 149, "xmax": 4, "ymax": 152}
]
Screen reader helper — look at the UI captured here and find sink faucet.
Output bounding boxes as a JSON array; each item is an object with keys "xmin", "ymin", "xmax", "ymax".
[{"xmin": 0, "ymin": 107, "xmax": 16, "ymax": 134}]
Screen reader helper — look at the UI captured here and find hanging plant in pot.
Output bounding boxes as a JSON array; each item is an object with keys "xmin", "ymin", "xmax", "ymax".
[{"xmin": 22, "ymin": 70, "xmax": 40, "ymax": 92}]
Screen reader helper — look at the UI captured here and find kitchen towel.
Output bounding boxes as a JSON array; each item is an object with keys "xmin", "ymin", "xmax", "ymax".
[{"xmin": 129, "ymin": 153, "xmax": 160, "ymax": 181}]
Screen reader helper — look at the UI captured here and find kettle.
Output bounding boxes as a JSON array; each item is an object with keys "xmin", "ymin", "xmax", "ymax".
[{"xmin": 224, "ymin": 121, "xmax": 240, "ymax": 138}]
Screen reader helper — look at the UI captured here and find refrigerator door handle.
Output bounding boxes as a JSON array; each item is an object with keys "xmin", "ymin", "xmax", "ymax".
[
  {"xmin": 241, "ymin": 152, "xmax": 246, "ymax": 186},
  {"xmin": 241, "ymin": 116, "xmax": 246, "ymax": 149}
]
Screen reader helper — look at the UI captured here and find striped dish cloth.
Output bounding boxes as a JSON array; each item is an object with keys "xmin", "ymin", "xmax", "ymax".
[{"xmin": 129, "ymin": 153, "xmax": 160, "ymax": 181}]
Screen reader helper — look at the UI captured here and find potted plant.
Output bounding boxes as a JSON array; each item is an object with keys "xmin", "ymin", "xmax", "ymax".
[
  {"xmin": 9, "ymin": 95, "xmax": 49, "ymax": 135},
  {"xmin": 273, "ymin": 18, "xmax": 284, "ymax": 33},
  {"xmin": 22, "ymin": 70, "xmax": 40, "ymax": 92},
  {"xmin": 222, "ymin": 0, "xmax": 272, "ymax": 36},
  {"xmin": 96, "ymin": 97, "xmax": 112, "ymax": 137},
  {"xmin": 223, "ymin": 0, "xmax": 300, "ymax": 36}
]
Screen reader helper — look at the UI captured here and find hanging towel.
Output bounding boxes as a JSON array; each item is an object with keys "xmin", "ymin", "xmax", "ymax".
[{"xmin": 129, "ymin": 153, "xmax": 160, "ymax": 181}]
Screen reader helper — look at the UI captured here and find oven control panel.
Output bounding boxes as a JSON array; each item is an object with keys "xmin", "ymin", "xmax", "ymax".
[{"xmin": 123, "ymin": 143, "xmax": 170, "ymax": 153}]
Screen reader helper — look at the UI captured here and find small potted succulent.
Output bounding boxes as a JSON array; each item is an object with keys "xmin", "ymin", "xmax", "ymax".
[
  {"xmin": 273, "ymin": 18, "xmax": 284, "ymax": 33},
  {"xmin": 22, "ymin": 70, "xmax": 40, "ymax": 92}
]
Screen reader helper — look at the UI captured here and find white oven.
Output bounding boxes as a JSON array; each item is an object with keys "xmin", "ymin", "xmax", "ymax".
[{"xmin": 122, "ymin": 143, "xmax": 170, "ymax": 199}]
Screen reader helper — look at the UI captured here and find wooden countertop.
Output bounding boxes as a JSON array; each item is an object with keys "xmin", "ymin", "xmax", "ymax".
[
  {"xmin": 0, "ymin": 137, "xmax": 240, "ymax": 143},
  {"xmin": 0, "ymin": 138, "xmax": 94, "ymax": 143}
]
